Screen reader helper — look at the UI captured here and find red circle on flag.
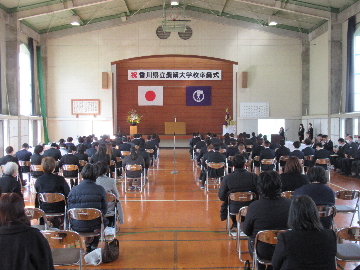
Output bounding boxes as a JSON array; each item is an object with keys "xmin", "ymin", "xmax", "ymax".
[{"xmin": 145, "ymin": 91, "xmax": 156, "ymax": 101}]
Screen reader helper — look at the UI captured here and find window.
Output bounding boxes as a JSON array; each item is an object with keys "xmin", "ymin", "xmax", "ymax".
[
  {"xmin": 258, "ymin": 119, "xmax": 285, "ymax": 139},
  {"xmin": 19, "ymin": 44, "xmax": 32, "ymax": 116}
]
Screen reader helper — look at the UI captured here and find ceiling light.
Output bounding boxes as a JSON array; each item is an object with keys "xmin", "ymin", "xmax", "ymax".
[
  {"xmin": 70, "ymin": 15, "xmax": 80, "ymax": 26},
  {"xmin": 171, "ymin": 0, "xmax": 179, "ymax": 6}
]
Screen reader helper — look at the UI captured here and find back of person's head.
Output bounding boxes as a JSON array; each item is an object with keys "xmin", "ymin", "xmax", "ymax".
[
  {"xmin": 22, "ymin": 143, "xmax": 29, "ymax": 149},
  {"xmin": 51, "ymin": 142, "xmax": 58, "ymax": 148},
  {"xmin": 3, "ymin": 162, "xmax": 18, "ymax": 176},
  {"xmin": 284, "ymin": 156, "xmax": 302, "ymax": 174},
  {"xmin": 257, "ymin": 138, "xmax": 264, "ymax": 145},
  {"xmin": 78, "ymin": 137, "xmax": 84, "ymax": 144},
  {"xmin": 288, "ymin": 195, "xmax": 323, "ymax": 231},
  {"xmin": 34, "ymin": 145, "xmax": 44, "ymax": 155},
  {"xmin": 59, "ymin": 143, "xmax": 66, "ymax": 148},
  {"xmin": 213, "ymin": 133, "xmax": 217, "ymax": 138},
  {"xmin": 293, "ymin": 141, "xmax": 301, "ymax": 148},
  {"xmin": 230, "ymin": 140, "xmax": 237, "ymax": 146},
  {"xmin": 257, "ymin": 171, "xmax": 282, "ymax": 199},
  {"xmin": 322, "ymin": 135, "xmax": 328, "ymax": 139},
  {"xmin": 81, "ymin": 163, "xmax": 100, "ymax": 182},
  {"xmin": 130, "ymin": 147, "xmax": 138, "ymax": 160},
  {"xmin": 205, "ymin": 139, "xmax": 211, "ymax": 146},
  {"xmin": 338, "ymin": 138, "xmax": 345, "ymax": 143},
  {"xmin": 279, "ymin": 139, "xmax": 285, "ymax": 146},
  {"xmin": 200, "ymin": 134, "xmax": 205, "ymax": 140},
  {"xmin": 233, "ymin": 155, "xmax": 246, "ymax": 169},
  {"xmin": 59, "ymin": 138, "xmax": 65, "ymax": 144},
  {"xmin": 263, "ymin": 140, "xmax": 270, "ymax": 147},
  {"xmin": 252, "ymin": 132, "xmax": 255, "ymax": 136},
  {"xmin": 5, "ymin": 146, "xmax": 13, "ymax": 155},
  {"xmin": 147, "ymin": 135, "xmax": 151, "ymax": 140},
  {"xmin": 92, "ymin": 142, "xmax": 99, "ymax": 148},
  {"xmin": 304, "ymin": 138, "xmax": 312, "ymax": 146},
  {"xmin": 315, "ymin": 142, "xmax": 323, "ymax": 148},
  {"xmin": 0, "ymin": 193, "xmax": 30, "ymax": 227},
  {"xmin": 67, "ymin": 137, "xmax": 73, "ymax": 143},
  {"xmin": 238, "ymin": 143, "xmax": 245, "ymax": 151},
  {"xmin": 317, "ymin": 134, "xmax": 323, "ymax": 138},
  {"xmin": 213, "ymin": 143, "xmax": 220, "ymax": 151},
  {"xmin": 77, "ymin": 144, "xmax": 86, "ymax": 154},
  {"xmin": 67, "ymin": 145, "xmax": 76, "ymax": 152},
  {"xmin": 307, "ymin": 166, "xmax": 328, "ymax": 184},
  {"xmin": 96, "ymin": 144, "xmax": 107, "ymax": 156},
  {"xmin": 96, "ymin": 161, "xmax": 109, "ymax": 176},
  {"xmin": 41, "ymin": 157, "xmax": 56, "ymax": 174},
  {"xmin": 309, "ymin": 123, "xmax": 312, "ymax": 126},
  {"xmin": 207, "ymin": 145, "xmax": 214, "ymax": 151}
]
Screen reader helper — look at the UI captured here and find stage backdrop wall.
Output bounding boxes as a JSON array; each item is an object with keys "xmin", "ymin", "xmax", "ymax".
[{"xmin": 112, "ymin": 55, "xmax": 236, "ymax": 135}]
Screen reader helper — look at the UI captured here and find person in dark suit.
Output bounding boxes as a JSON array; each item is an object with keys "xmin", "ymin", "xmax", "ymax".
[
  {"xmin": 15, "ymin": 143, "xmax": 32, "ymax": 179},
  {"xmin": 251, "ymin": 138, "xmax": 264, "ymax": 169},
  {"xmin": 279, "ymin": 127, "xmax": 285, "ymax": 138},
  {"xmin": 259, "ymin": 140, "xmax": 276, "ymax": 171},
  {"xmin": 218, "ymin": 155, "xmax": 258, "ymax": 228},
  {"xmin": 275, "ymin": 139, "xmax": 290, "ymax": 171},
  {"xmin": 298, "ymin": 124, "xmax": 305, "ymax": 142},
  {"xmin": 308, "ymin": 123, "xmax": 314, "ymax": 140},
  {"xmin": 289, "ymin": 141, "xmax": 304, "ymax": 159},
  {"xmin": 132, "ymin": 134, "xmax": 142, "ymax": 146},
  {"xmin": 272, "ymin": 195, "xmax": 336, "ymax": 270},
  {"xmin": 65, "ymin": 137, "xmax": 75, "ymax": 149},
  {"xmin": 85, "ymin": 142, "xmax": 99, "ymax": 158},
  {"xmin": 30, "ymin": 145, "xmax": 44, "ymax": 178},
  {"xmin": 243, "ymin": 171, "xmax": 292, "ymax": 270},
  {"xmin": 43, "ymin": 143, "xmax": 62, "ymax": 163},
  {"xmin": 340, "ymin": 135, "xmax": 359, "ymax": 175},
  {"xmin": 119, "ymin": 138, "xmax": 132, "ymax": 152},
  {"xmin": 0, "ymin": 146, "xmax": 22, "ymax": 183},
  {"xmin": 313, "ymin": 143, "xmax": 330, "ymax": 169},
  {"xmin": 302, "ymin": 138, "xmax": 315, "ymax": 171},
  {"xmin": 312, "ymin": 134, "xmax": 323, "ymax": 149},
  {"xmin": 225, "ymin": 140, "xmax": 240, "ymax": 173},
  {"xmin": 145, "ymin": 134, "xmax": 159, "ymax": 159},
  {"xmin": 322, "ymin": 135, "xmax": 333, "ymax": 153},
  {"xmin": 201, "ymin": 143, "xmax": 226, "ymax": 189},
  {"xmin": 294, "ymin": 166, "xmax": 335, "ymax": 229},
  {"xmin": 280, "ymin": 157, "xmax": 309, "ymax": 191},
  {"xmin": 332, "ymin": 138, "xmax": 346, "ymax": 170},
  {"xmin": 59, "ymin": 145, "xmax": 80, "ymax": 187}
]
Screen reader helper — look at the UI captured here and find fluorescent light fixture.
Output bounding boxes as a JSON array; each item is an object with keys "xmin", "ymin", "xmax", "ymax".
[
  {"xmin": 70, "ymin": 15, "xmax": 80, "ymax": 26},
  {"xmin": 171, "ymin": 0, "xmax": 179, "ymax": 5},
  {"xmin": 269, "ymin": 21, "xmax": 278, "ymax": 26}
]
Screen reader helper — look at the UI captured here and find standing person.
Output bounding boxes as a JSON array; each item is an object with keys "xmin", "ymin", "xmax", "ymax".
[
  {"xmin": 0, "ymin": 193, "xmax": 54, "ymax": 270},
  {"xmin": 294, "ymin": 166, "xmax": 335, "ymax": 229},
  {"xmin": 298, "ymin": 124, "xmax": 305, "ymax": 142},
  {"xmin": 279, "ymin": 127, "xmax": 285, "ymax": 138},
  {"xmin": 243, "ymin": 171, "xmax": 292, "ymax": 270},
  {"xmin": 67, "ymin": 163, "xmax": 108, "ymax": 253},
  {"xmin": 218, "ymin": 155, "xmax": 258, "ymax": 229},
  {"xmin": 308, "ymin": 123, "xmax": 314, "ymax": 140},
  {"xmin": 272, "ymin": 195, "xmax": 336, "ymax": 270}
]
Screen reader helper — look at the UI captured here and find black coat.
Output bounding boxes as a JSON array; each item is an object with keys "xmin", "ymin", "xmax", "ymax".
[
  {"xmin": 314, "ymin": 149, "xmax": 330, "ymax": 169},
  {"xmin": 16, "ymin": 149, "xmax": 32, "ymax": 161},
  {"xmin": 59, "ymin": 154, "xmax": 80, "ymax": 178},
  {"xmin": 280, "ymin": 173, "xmax": 309, "ymax": 191},
  {"xmin": 43, "ymin": 148, "xmax": 62, "ymax": 161},
  {"xmin": 0, "ymin": 174, "xmax": 22, "ymax": 197},
  {"xmin": 85, "ymin": 147, "xmax": 97, "ymax": 158},
  {"xmin": 67, "ymin": 179, "xmax": 108, "ymax": 231},
  {"xmin": 30, "ymin": 153, "xmax": 43, "ymax": 165},
  {"xmin": 289, "ymin": 150, "xmax": 304, "ymax": 159},
  {"xmin": 35, "ymin": 173, "xmax": 70, "ymax": 213},
  {"xmin": 272, "ymin": 229, "xmax": 336, "ymax": 270},
  {"xmin": 0, "ymin": 224, "xmax": 54, "ymax": 270},
  {"xmin": 260, "ymin": 148, "xmax": 276, "ymax": 170}
]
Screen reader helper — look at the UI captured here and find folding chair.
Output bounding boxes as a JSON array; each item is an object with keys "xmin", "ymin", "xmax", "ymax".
[
  {"xmin": 226, "ymin": 192, "xmax": 257, "ymax": 237},
  {"xmin": 219, "ymin": 148, "xmax": 227, "ymax": 154},
  {"xmin": 105, "ymin": 193, "xmax": 120, "ymax": 235},
  {"xmin": 18, "ymin": 160, "xmax": 31, "ymax": 183},
  {"xmin": 145, "ymin": 149, "xmax": 155, "ymax": 167},
  {"xmin": 252, "ymin": 230, "xmax": 287, "ymax": 270},
  {"xmin": 279, "ymin": 156, "xmax": 289, "ymax": 173},
  {"xmin": 260, "ymin": 158, "xmax": 276, "ymax": 173},
  {"xmin": 109, "ymin": 160, "xmax": 116, "ymax": 179},
  {"xmin": 25, "ymin": 207, "xmax": 48, "ymax": 230},
  {"xmin": 304, "ymin": 155, "xmax": 314, "ymax": 173},
  {"xmin": 252, "ymin": 156, "xmax": 260, "ymax": 172},
  {"xmin": 68, "ymin": 208, "xmax": 105, "ymax": 243},
  {"xmin": 315, "ymin": 158, "xmax": 331, "ymax": 182},
  {"xmin": 62, "ymin": 164, "xmax": 79, "ymax": 188},
  {"xmin": 335, "ymin": 190, "xmax": 360, "ymax": 226},
  {"xmin": 237, "ymin": 206, "xmax": 249, "ymax": 262},
  {"xmin": 124, "ymin": 164, "xmax": 144, "ymax": 192},
  {"xmin": 226, "ymin": 156, "xmax": 235, "ymax": 173},
  {"xmin": 121, "ymin": 151, "xmax": 131, "ymax": 157},
  {"xmin": 205, "ymin": 162, "xmax": 225, "ymax": 192},
  {"xmin": 30, "ymin": 165, "xmax": 44, "ymax": 193},
  {"xmin": 245, "ymin": 145, "xmax": 253, "ymax": 154},
  {"xmin": 281, "ymin": 191, "xmax": 295, "ymax": 199},
  {"xmin": 336, "ymin": 227, "xmax": 360, "ymax": 265},
  {"xmin": 317, "ymin": 205, "xmax": 336, "ymax": 229},
  {"xmin": 42, "ymin": 230, "xmax": 84, "ymax": 270},
  {"xmin": 78, "ymin": 160, "xmax": 87, "ymax": 182},
  {"xmin": 38, "ymin": 193, "xmax": 67, "ymax": 229}
]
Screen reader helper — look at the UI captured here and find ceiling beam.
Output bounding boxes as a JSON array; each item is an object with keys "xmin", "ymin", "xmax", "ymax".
[
  {"xmin": 220, "ymin": 0, "xmax": 229, "ymax": 15},
  {"xmin": 234, "ymin": 0, "xmax": 330, "ymax": 20},
  {"xmin": 17, "ymin": 0, "xmax": 113, "ymax": 20}
]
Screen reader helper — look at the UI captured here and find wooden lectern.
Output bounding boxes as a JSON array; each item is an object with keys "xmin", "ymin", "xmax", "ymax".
[
  {"xmin": 130, "ymin": 126, "xmax": 138, "ymax": 135},
  {"xmin": 165, "ymin": 122, "xmax": 186, "ymax": 134}
]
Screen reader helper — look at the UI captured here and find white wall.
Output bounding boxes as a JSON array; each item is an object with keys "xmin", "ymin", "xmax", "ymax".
[
  {"xmin": 46, "ymin": 17, "xmax": 303, "ymax": 141},
  {"xmin": 309, "ymin": 32, "xmax": 329, "ymax": 115}
]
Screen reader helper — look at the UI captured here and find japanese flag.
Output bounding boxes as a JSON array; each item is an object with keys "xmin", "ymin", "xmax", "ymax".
[{"xmin": 138, "ymin": 86, "xmax": 163, "ymax": 106}]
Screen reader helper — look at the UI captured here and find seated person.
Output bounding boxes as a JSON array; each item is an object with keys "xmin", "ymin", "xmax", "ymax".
[
  {"xmin": 272, "ymin": 195, "xmax": 336, "ymax": 270},
  {"xmin": 74, "ymin": 144, "xmax": 89, "ymax": 172},
  {"xmin": 0, "ymin": 193, "xmax": 54, "ymax": 269},
  {"xmin": 294, "ymin": 166, "xmax": 335, "ymax": 229},
  {"xmin": 289, "ymin": 141, "xmax": 304, "ymax": 159},
  {"xmin": 218, "ymin": 155, "xmax": 258, "ymax": 228},
  {"xmin": 251, "ymin": 138, "xmax": 264, "ymax": 169},
  {"xmin": 0, "ymin": 146, "xmax": 22, "ymax": 184},
  {"xmin": 35, "ymin": 157, "xmax": 70, "ymax": 228},
  {"xmin": 259, "ymin": 140, "xmax": 276, "ymax": 171},
  {"xmin": 243, "ymin": 171, "xmax": 291, "ymax": 270},
  {"xmin": 137, "ymin": 142, "xmax": 150, "ymax": 171},
  {"xmin": 280, "ymin": 157, "xmax": 309, "ymax": 191},
  {"xmin": 59, "ymin": 145, "xmax": 80, "ymax": 187},
  {"xmin": 122, "ymin": 147, "xmax": 145, "ymax": 190},
  {"xmin": 302, "ymin": 138, "xmax": 315, "ymax": 171},
  {"xmin": 322, "ymin": 134, "xmax": 334, "ymax": 153},
  {"xmin": 0, "ymin": 162, "xmax": 22, "ymax": 197},
  {"xmin": 15, "ymin": 143, "xmax": 32, "ymax": 181},
  {"xmin": 275, "ymin": 139, "xmax": 290, "ymax": 171},
  {"xmin": 67, "ymin": 163, "xmax": 109, "ymax": 253},
  {"xmin": 313, "ymin": 143, "xmax": 330, "ymax": 170},
  {"xmin": 30, "ymin": 145, "xmax": 45, "ymax": 178}
]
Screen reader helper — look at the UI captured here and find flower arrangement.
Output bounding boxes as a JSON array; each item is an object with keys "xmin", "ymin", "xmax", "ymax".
[
  {"xmin": 126, "ymin": 109, "xmax": 142, "ymax": 125},
  {"xmin": 224, "ymin": 107, "xmax": 231, "ymax": 126}
]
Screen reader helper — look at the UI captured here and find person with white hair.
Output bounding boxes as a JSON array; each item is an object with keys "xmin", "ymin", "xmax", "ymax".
[{"xmin": 0, "ymin": 162, "xmax": 22, "ymax": 197}]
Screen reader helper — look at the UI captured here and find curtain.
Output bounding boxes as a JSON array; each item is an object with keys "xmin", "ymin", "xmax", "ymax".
[
  {"xmin": 28, "ymin": 37, "xmax": 36, "ymax": 116},
  {"xmin": 36, "ymin": 46, "xmax": 50, "ymax": 144},
  {"xmin": 346, "ymin": 15, "xmax": 356, "ymax": 112}
]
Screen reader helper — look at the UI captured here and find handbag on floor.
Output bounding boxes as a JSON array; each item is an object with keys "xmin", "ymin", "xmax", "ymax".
[{"xmin": 102, "ymin": 238, "xmax": 120, "ymax": 263}]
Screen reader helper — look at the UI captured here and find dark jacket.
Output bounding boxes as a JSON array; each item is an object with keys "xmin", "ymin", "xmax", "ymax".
[
  {"xmin": 0, "ymin": 224, "xmax": 54, "ymax": 270},
  {"xmin": 137, "ymin": 148, "xmax": 150, "ymax": 169},
  {"xmin": 90, "ymin": 153, "xmax": 110, "ymax": 164},
  {"xmin": 260, "ymin": 148, "xmax": 276, "ymax": 170},
  {"xmin": 35, "ymin": 173, "xmax": 70, "ymax": 213},
  {"xmin": 16, "ymin": 149, "xmax": 32, "ymax": 161},
  {"xmin": 289, "ymin": 150, "xmax": 304, "ymax": 159},
  {"xmin": 122, "ymin": 155, "xmax": 145, "ymax": 178},
  {"xmin": 85, "ymin": 147, "xmax": 97, "ymax": 158},
  {"xmin": 280, "ymin": 173, "xmax": 309, "ymax": 191},
  {"xmin": 43, "ymin": 148, "xmax": 62, "ymax": 161},
  {"xmin": 0, "ymin": 174, "xmax": 22, "ymax": 197},
  {"xmin": 272, "ymin": 229, "xmax": 336, "ymax": 270},
  {"xmin": 67, "ymin": 179, "xmax": 108, "ymax": 232}
]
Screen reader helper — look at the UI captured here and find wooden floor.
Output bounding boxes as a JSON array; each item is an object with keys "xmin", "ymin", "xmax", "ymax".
[{"xmin": 24, "ymin": 148, "xmax": 360, "ymax": 270}]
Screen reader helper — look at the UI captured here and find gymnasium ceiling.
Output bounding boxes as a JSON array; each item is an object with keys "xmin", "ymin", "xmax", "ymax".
[{"xmin": 0, "ymin": 0, "xmax": 358, "ymax": 34}]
